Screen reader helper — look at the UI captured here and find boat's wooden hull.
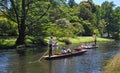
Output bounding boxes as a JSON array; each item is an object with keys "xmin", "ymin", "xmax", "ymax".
[{"xmin": 44, "ymin": 49, "xmax": 87, "ymax": 60}]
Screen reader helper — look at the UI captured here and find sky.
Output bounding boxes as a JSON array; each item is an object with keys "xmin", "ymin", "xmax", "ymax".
[{"xmin": 75, "ymin": 0, "xmax": 120, "ymax": 7}]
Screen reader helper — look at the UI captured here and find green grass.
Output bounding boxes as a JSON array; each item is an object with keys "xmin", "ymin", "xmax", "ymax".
[
  {"xmin": 45, "ymin": 36, "xmax": 114, "ymax": 44},
  {"xmin": 103, "ymin": 53, "xmax": 120, "ymax": 73},
  {"xmin": 0, "ymin": 38, "xmax": 16, "ymax": 49},
  {"xmin": 71, "ymin": 36, "xmax": 113, "ymax": 43},
  {"xmin": 0, "ymin": 36, "xmax": 113, "ymax": 49},
  {"xmin": 45, "ymin": 36, "xmax": 114, "ymax": 54}
]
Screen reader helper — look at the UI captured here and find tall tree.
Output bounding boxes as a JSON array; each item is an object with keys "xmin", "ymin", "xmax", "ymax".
[
  {"xmin": 101, "ymin": 1, "xmax": 115, "ymax": 37},
  {"xmin": 88, "ymin": 0, "xmax": 93, "ymax": 3},
  {"xmin": 77, "ymin": 1, "xmax": 96, "ymax": 35},
  {"xmin": 68, "ymin": 0, "xmax": 76, "ymax": 8},
  {"xmin": 110, "ymin": 7, "xmax": 120, "ymax": 40},
  {"xmin": 0, "ymin": 0, "xmax": 51, "ymax": 46},
  {"xmin": 93, "ymin": 6, "xmax": 106, "ymax": 37}
]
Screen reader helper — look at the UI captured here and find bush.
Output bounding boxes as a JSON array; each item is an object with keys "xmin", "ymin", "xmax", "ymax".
[
  {"xmin": 113, "ymin": 33, "xmax": 119, "ymax": 40},
  {"xmin": 32, "ymin": 37, "xmax": 48, "ymax": 46},
  {"xmin": 63, "ymin": 39, "xmax": 72, "ymax": 45}
]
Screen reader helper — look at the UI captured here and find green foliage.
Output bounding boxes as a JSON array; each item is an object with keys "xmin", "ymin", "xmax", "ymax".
[
  {"xmin": 78, "ymin": 1, "xmax": 96, "ymax": 20},
  {"xmin": 0, "ymin": 37, "xmax": 16, "ymax": 49},
  {"xmin": 44, "ymin": 36, "xmax": 113, "ymax": 45},
  {"xmin": 101, "ymin": 1, "xmax": 115, "ymax": 37},
  {"xmin": 81, "ymin": 20, "xmax": 93, "ymax": 36},
  {"xmin": 110, "ymin": 7, "xmax": 120, "ymax": 40},
  {"xmin": 45, "ymin": 20, "xmax": 72, "ymax": 37},
  {"xmin": 78, "ymin": 5, "xmax": 92, "ymax": 20},
  {"xmin": 0, "ymin": 0, "xmax": 120, "ymax": 49},
  {"xmin": 68, "ymin": 0, "xmax": 77, "ymax": 8},
  {"xmin": 72, "ymin": 22, "xmax": 84, "ymax": 36},
  {"xmin": 93, "ymin": 29, "xmax": 99, "ymax": 36},
  {"xmin": 31, "ymin": 36, "xmax": 48, "ymax": 46},
  {"xmin": 62, "ymin": 39, "xmax": 72, "ymax": 45},
  {"xmin": 0, "ymin": 14, "xmax": 17, "ymax": 36}
]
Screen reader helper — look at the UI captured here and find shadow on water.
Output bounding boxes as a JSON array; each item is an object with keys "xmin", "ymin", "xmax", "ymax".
[
  {"xmin": 17, "ymin": 55, "xmax": 27, "ymax": 73},
  {"xmin": 0, "ymin": 41, "xmax": 120, "ymax": 73}
]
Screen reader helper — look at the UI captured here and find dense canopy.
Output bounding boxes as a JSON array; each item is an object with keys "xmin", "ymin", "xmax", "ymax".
[{"xmin": 0, "ymin": 0, "xmax": 120, "ymax": 46}]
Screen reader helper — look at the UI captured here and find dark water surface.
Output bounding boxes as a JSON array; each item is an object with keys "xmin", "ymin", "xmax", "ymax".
[{"xmin": 0, "ymin": 41, "xmax": 120, "ymax": 73}]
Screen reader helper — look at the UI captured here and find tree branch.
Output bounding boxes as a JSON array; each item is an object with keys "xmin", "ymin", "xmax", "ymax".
[
  {"xmin": 0, "ymin": 2, "xmax": 17, "ymax": 22},
  {"xmin": 9, "ymin": 0, "xmax": 20, "ymax": 25},
  {"xmin": 30, "ymin": 4, "xmax": 51, "ymax": 24},
  {"xmin": 0, "ymin": 10, "xmax": 17, "ymax": 22}
]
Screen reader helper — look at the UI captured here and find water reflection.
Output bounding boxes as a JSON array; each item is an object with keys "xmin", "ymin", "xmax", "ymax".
[
  {"xmin": 0, "ymin": 41, "xmax": 120, "ymax": 73},
  {"xmin": 17, "ymin": 56, "xmax": 27, "ymax": 73},
  {"xmin": 49, "ymin": 50, "xmax": 102, "ymax": 73},
  {"xmin": 45, "ymin": 41, "xmax": 120, "ymax": 73},
  {"xmin": 48, "ymin": 61, "xmax": 53, "ymax": 73},
  {"xmin": 0, "ymin": 52, "xmax": 10, "ymax": 73},
  {"xmin": 48, "ymin": 58, "xmax": 74, "ymax": 73}
]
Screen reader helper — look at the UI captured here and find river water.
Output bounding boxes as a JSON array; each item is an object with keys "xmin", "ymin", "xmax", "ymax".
[{"xmin": 0, "ymin": 41, "xmax": 120, "ymax": 73}]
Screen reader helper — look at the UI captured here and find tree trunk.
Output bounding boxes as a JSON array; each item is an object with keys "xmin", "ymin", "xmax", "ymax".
[
  {"xmin": 15, "ymin": 22, "xmax": 26, "ymax": 46},
  {"xmin": 15, "ymin": 0, "xmax": 26, "ymax": 46},
  {"xmin": 107, "ymin": 31, "xmax": 110, "ymax": 38}
]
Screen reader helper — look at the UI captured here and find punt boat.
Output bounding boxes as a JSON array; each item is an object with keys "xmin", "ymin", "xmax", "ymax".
[{"xmin": 44, "ymin": 49, "xmax": 87, "ymax": 60}]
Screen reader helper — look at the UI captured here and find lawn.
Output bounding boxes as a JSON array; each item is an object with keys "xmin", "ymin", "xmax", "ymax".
[{"xmin": 0, "ymin": 36, "xmax": 114, "ymax": 49}]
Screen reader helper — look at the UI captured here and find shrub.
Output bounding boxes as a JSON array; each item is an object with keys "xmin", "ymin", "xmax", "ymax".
[{"xmin": 63, "ymin": 39, "xmax": 72, "ymax": 45}]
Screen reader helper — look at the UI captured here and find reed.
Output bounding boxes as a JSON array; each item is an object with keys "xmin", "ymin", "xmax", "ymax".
[{"xmin": 103, "ymin": 53, "xmax": 120, "ymax": 73}]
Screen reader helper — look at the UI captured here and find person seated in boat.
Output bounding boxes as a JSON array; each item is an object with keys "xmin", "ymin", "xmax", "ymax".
[
  {"xmin": 77, "ymin": 45, "xmax": 81, "ymax": 49},
  {"xmin": 52, "ymin": 41, "xmax": 59, "ymax": 54},
  {"xmin": 54, "ymin": 42, "xmax": 59, "ymax": 49},
  {"xmin": 61, "ymin": 47, "xmax": 67, "ymax": 54},
  {"xmin": 66, "ymin": 48, "xmax": 72, "ymax": 53},
  {"xmin": 77, "ymin": 44, "xmax": 84, "ymax": 49}
]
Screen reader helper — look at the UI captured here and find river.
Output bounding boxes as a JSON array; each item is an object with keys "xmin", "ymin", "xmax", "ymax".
[{"xmin": 0, "ymin": 41, "xmax": 120, "ymax": 73}]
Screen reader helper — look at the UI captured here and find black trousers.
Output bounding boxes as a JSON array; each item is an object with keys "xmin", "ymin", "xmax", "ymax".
[
  {"xmin": 94, "ymin": 40, "xmax": 97, "ymax": 45},
  {"xmin": 49, "ymin": 44, "xmax": 53, "ymax": 57}
]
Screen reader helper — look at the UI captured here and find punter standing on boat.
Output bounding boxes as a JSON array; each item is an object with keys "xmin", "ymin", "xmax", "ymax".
[
  {"xmin": 93, "ymin": 35, "xmax": 97, "ymax": 46},
  {"xmin": 49, "ymin": 36, "xmax": 54, "ymax": 57}
]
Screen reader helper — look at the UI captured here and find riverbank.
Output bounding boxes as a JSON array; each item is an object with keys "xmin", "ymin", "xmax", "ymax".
[
  {"xmin": 0, "ymin": 36, "xmax": 114, "ymax": 49},
  {"xmin": 44, "ymin": 36, "xmax": 114, "ymax": 44},
  {"xmin": 0, "ymin": 38, "xmax": 16, "ymax": 49},
  {"xmin": 103, "ymin": 53, "xmax": 120, "ymax": 73}
]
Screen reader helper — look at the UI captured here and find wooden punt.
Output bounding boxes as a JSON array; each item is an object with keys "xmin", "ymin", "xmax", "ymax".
[
  {"xmin": 77, "ymin": 45, "xmax": 98, "ymax": 49},
  {"xmin": 82, "ymin": 45, "xmax": 98, "ymax": 49},
  {"xmin": 44, "ymin": 49, "xmax": 87, "ymax": 60}
]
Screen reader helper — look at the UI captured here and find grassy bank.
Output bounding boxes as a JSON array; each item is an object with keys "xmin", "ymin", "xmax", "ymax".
[
  {"xmin": 0, "ymin": 36, "xmax": 113, "ymax": 49},
  {"xmin": 0, "ymin": 38, "xmax": 16, "ymax": 49},
  {"xmin": 103, "ymin": 53, "xmax": 120, "ymax": 73},
  {"xmin": 66, "ymin": 36, "xmax": 113, "ymax": 44},
  {"xmin": 45, "ymin": 36, "xmax": 114, "ymax": 44}
]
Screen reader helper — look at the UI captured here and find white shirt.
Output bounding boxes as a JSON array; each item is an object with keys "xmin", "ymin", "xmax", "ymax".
[
  {"xmin": 61, "ymin": 49, "xmax": 67, "ymax": 54},
  {"xmin": 49, "ymin": 38, "xmax": 54, "ymax": 44}
]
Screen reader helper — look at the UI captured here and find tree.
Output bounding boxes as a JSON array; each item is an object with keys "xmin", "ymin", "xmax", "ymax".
[
  {"xmin": 78, "ymin": 1, "xmax": 96, "ymax": 20},
  {"xmin": 0, "ymin": 15, "xmax": 17, "ymax": 36},
  {"xmin": 68, "ymin": 0, "xmax": 76, "ymax": 8},
  {"xmin": 0, "ymin": 0, "xmax": 51, "ymax": 46},
  {"xmin": 77, "ymin": 1, "xmax": 97, "ymax": 35},
  {"xmin": 92, "ymin": 5, "xmax": 106, "ymax": 37},
  {"xmin": 110, "ymin": 7, "xmax": 120, "ymax": 40},
  {"xmin": 88, "ymin": 0, "xmax": 93, "ymax": 3},
  {"xmin": 101, "ymin": 1, "xmax": 115, "ymax": 37}
]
